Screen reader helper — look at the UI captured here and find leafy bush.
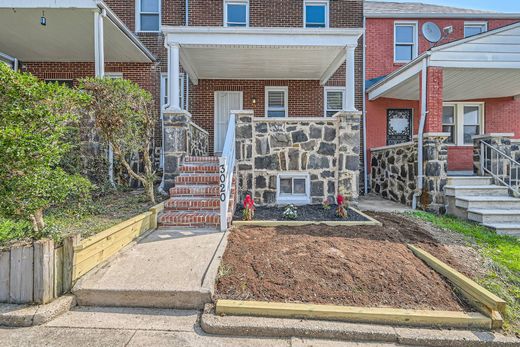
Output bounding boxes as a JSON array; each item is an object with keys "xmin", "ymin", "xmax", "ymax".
[
  {"xmin": 283, "ymin": 204, "xmax": 298, "ymax": 220},
  {"xmin": 0, "ymin": 64, "xmax": 92, "ymax": 232}
]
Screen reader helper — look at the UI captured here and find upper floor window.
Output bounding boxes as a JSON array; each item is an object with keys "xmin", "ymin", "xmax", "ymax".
[
  {"xmin": 137, "ymin": 0, "xmax": 160, "ymax": 32},
  {"xmin": 464, "ymin": 22, "xmax": 487, "ymax": 38},
  {"xmin": 304, "ymin": 0, "xmax": 329, "ymax": 28},
  {"xmin": 394, "ymin": 22, "xmax": 417, "ymax": 63},
  {"xmin": 265, "ymin": 87, "xmax": 288, "ymax": 118},
  {"xmin": 224, "ymin": 0, "xmax": 249, "ymax": 27}
]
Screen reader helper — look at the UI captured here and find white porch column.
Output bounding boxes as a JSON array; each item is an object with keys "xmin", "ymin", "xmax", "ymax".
[
  {"xmin": 94, "ymin": 10, "xmax": 105, "ymax": 77},
  {"xmin": 167, "ymin": 43, "xmax": 181, "ymax": 111},
  {"xmin": 345, "ymin": 45, "xmax": 357, "ymax": 112}
]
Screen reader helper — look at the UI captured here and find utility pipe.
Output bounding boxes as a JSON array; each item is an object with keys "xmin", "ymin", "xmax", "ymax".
[{"xmin": 185, "ymin": 0, "xmax": 189, "ymax": 26}]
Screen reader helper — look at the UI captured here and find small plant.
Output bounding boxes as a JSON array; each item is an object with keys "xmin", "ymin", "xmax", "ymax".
[
  {"xmin": 283, "ymin": 204, "xmax": 298, "ymax": 220},
  {"xmin": 336, "ymin": 195, "xmax": 348, "ymax": 219},
  {"xmin": 242, "ymin": 194, "xmax": 255, "ymax": 221},
  {"xmin": 322, "ymin": 196, "xmax": 333, "ymax": 210}
]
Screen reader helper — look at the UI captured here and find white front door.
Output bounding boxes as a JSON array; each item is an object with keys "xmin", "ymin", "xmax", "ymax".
[{"xmin": 214, "ymin": 91, "xmax": 243, "ymax": 154}]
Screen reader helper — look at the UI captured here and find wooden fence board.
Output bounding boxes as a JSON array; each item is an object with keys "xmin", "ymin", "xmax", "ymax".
[
  {"xmin": 54, "ymin": 247, "xmax": 64, "ymax": 298},
  {"xmin": 0, "ymin": 250, "xmax": 9, "ymax": 302},
  {"xmin": 33, "ymin": 240, "xmax": 54, "ymax": 304},
  {"xmin": 63, "ymin": 235, "xmax": 80, "ymax": 293},
  {"xmin": 9, "ymin": 245, "xmax": 33, "ymax": 303}
]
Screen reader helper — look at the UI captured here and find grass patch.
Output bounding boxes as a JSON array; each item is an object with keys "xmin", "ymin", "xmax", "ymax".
[{"xmin": 412, "ymin": 211, "xmax": 520, "ymax": 336}]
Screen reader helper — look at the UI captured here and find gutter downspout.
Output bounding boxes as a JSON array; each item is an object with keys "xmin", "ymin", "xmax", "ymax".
[
  {"xmin": 412, "ymin": 53, "xmax": 431, "ymax": 209},
  {"xmin": 185, "ymin": 0, "xmax": 189, "ymax": 26},
  {"xmin": 362, "ymin": 15, "xmax": 368, "ymax": 195}
]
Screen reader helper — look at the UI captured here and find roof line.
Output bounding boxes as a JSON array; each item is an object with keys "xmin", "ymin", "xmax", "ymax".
[{"xmin": 365, "ymin": 13, "xmax": 520, "ymax": 19}]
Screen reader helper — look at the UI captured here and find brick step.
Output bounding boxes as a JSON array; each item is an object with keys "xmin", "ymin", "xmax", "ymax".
[
  {"xmin": 175, "ymin": 173, "xmax": 220, "ymax": 185},
  {"xmin": 170, "ymin": 184, "xmax": 220, "ymax": 197},
  {"xmin": 180, "ymin": 163, "xmax": 219, "ymax": 173},
  {"xmin": 159, "ymin": 211, "xmax": 220, "ymax": 228},
  {"xmin": 165, "ymin": 197, "xmax": 220, "ymax": 211},
  {"xmin": 184, "ymin": 156, "xmax": 219, "ymax": 164}
]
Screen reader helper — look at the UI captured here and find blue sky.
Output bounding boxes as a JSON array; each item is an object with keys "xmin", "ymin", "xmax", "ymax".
[{"xmin": 376, "ymin": 0, "xmax": 520, "ymax": 12}]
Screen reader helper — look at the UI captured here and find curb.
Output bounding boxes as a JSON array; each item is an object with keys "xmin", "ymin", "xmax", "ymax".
[{"xmin": 0, "ymin": 295, "xmax": 76, "ymax": 327}]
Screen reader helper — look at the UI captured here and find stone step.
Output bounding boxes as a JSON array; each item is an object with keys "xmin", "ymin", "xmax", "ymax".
[
  {"xmin": 444, "ymin": 185, "xmax": 510, "ymax": 197},
  {"xmin": 159, "ymin": 211, "xmax": 221, "ymax": 228},
  {"xmin": 446, "ymin": 176, "xmax": 492, "ymax": 186},
  {"xmin": 455, "ymin": 196, "xmax": 520, "ymax": 210},
  {"xmin": 165, "ymin": 196, "xmax": 220, "ymax": 211},
  {"xmin": 170, "ymin": 184, "xmax": 221, "ymax": 197},
  {"xmin": 482, "ymin": 223, "xmax": 520, "ymax": 237},
  {"xmin": 184, "ymin": 156, "xmax": 219, "ymax": 164},
  {"xmin": 180, "ymin": 163, "xmax": 219, "ymax": 173},
  {"xmin": 175, "ymin": 173, "xmax": 220, "ymax": 185},
  {"xmin": 468, "ymin": 209, "xmax": 520, "ymax": 224}
]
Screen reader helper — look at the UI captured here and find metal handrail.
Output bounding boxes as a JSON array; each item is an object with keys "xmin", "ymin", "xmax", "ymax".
[
  {"xmin": 480, "ymin": 141, "xmax": 520, "ymax": 196},
  {"xmin": 219, "ymin": 113, "xmax": 236, "ymax": 232}
]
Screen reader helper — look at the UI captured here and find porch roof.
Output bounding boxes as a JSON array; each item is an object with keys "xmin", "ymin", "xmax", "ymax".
[
  {"xmin": 162, "ymin": 26, "xmax": 364, "ymax": 85},
  {"xmin": 0, "ymin": 0, "xmax": 155, "ymax": 63},
  {"xmin": 367, "ymin": 21, "xmax": 520, "ymax": 101}
]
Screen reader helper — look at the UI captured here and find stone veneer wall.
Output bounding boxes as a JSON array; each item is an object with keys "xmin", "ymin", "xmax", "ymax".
[
  {"xmin": 188, "ymin": 123, "xmax": 209, "ymax": 157},
  {"xmin": 235, "ymin": 111, "xmax": 361, "ymax": 205}
]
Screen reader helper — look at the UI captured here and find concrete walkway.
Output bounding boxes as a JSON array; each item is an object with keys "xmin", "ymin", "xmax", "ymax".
[
  {"xmin": 357, "ymin": 194, "xmax": 412, "ymax": 213},
  {"xmin": 73, "ymin": 227, "xmax": 226, "ymax": 309}
]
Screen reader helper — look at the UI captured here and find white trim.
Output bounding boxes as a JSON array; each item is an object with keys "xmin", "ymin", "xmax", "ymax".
[
  {"xmin": 304, "ymin": 0, "xmax": 329, "ymax": 28},
  {"xmin": 368, "ymin": 59, "xmax": 423, "ymax": 100},
  {"xmin": 223, "ymin": 0, "xmax": 249, "ymax": 27},
  {"xmin": 136, "ymin": 0, "xmax": 161, "ymax": 33},
  {"xmin": 365, "ymin": 13, "xmax": 520, "ymax": 19},
  {"xmin": 276, "ymin": 172, "xmax": 311, "ymax": 205},
  {"xmin": 371, "ymin": 141, "xmax": 415, "ymax": 152},
  {"xmin": 324, "ymin": 87, "xmax": 345, "ymax": 117},
  {"xmin": 105, "ymin": 72, "xmax": 124, "ymax": 79},
  {"xmin": 320, "ymin": 49, "xmax": 346, "ymax": 85},
  {"xmin": 463, "ymin": 21, "xmax": 488, "ymax": 38},
  {"xmin": 442, "ymin": 102, "xmax": 485, "ymax": 146},
  {"xmin": 265, "ymin": 86, "xmax": 289, "ymax": 118},
  {"xmin": 394, "ymin": 21, "xmax": 418, "ymax": 63}
]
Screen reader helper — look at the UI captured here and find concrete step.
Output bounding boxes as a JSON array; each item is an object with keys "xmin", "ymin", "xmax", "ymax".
[
  {"xmin": 170, "ymin": 184, "xmax": 220, "ymax": 197},
  {"xmin": 165, "ymin": 196, "xmax": 220, "ymax": 211},
  {"xmin": 180, "ymin": 163, "xmax": 219, "ymax": 173},
  {"xmin": 184, "ymin": 156, "xmax": 219, "ymax": 163},
  {"xmin": 159, "ymin": 210, "xmax": 221, "ymax": 228},
  {"xmin": 468, "ymin": 209, "xmax": 520, "ymax": 224},
  {"xmin": 482, "ymin": 223, "xmax": 520, "ymax": 237},
  {"xmin": 446, "ymin": 176, "xmax": 492, "ymax": 186},
  {"xmin": 455, "ymin": 196, "xmax": 520, "ymax": 210},
  {"xmin": 445, "ymin": 185, "xmax": 509, "ymax": 197},
  {"xmin": 175, "ymin": 173, "xmax": 220, "ymax": 185}
]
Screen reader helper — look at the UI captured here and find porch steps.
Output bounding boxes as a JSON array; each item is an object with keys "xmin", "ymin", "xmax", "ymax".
[
  {"xmin": 446, "ymin": 176, "xmax": 520, "ymax": 237},
  {"xmin": 159, "ymin": 156, "xmax": 236, "ymax": 229}
]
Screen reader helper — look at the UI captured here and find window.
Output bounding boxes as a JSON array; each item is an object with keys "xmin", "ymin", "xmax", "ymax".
[
  {"xmin": 105, "ymin": 72, "xmax": 124, "ymax": 79},
  {"xmin": 394, "ymin": 22, "xmax": 417, "ymax": 63},
  {"xmin": 324, "ymin": 87, "xmax": 344, "ymax": 117},
  {"xmin": 137, "ymin": 0, "xmax": 160, "ymax": 32},
  {"xmin": 304, "ymin": 0, "xmax": 328, "ymax": 28},
  {"xmin": 224, "ymin": 0, "xmax": 248, "ymax": 27},
  {"xmin": 276, "ymin": 173, "xmax": 310, "ymax": 204},
  {"xmin": 442, "ymin": 103, "xmax": 484, "ymax": 146},
  {"xmin": 464, "ymin": 22, "xmax": 487, "ymax": 38},
  {"xmin": 265, "ymin": 87, "xmax": 288, "ymax": 118}
]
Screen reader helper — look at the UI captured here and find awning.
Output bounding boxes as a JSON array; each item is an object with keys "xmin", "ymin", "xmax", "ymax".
[
  {"xmin": 162, "ymin": 26, "xmax": 364, "ymax": 85},
  {"xmin": 0, "ymin": 0, "xmax": 154, "ymax": 63},
  {"xmin": 367, "ymin": 21, "xmax": 520, "ymax": 101}
]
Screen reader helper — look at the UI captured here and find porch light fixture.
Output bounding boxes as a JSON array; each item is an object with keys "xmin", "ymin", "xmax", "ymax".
[
  {"xmin": 251, "ymin": 97, "xmax": 257, "ymax": 105},
  {"xmin": 40, "ymin": 11, "xmax": 46, "ymax": 26}
]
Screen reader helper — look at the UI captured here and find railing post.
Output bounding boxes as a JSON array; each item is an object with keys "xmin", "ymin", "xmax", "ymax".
[{"xmin": 219, "ymin": 156, "xmax": 227, "ymax": 232}]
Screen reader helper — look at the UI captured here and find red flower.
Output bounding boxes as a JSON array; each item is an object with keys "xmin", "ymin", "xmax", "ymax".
[
  {"xmin": 337, "ymin": 195, "xmax": 344, "ymax": 206},
  {"xmin": 243, "ymin": 195, "xmax": 254, "ymax": 209}
]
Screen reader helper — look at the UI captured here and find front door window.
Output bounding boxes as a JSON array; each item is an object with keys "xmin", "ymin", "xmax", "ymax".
[
  {"xmin": 214, "ymin": 91, "xmax": 243, "ymax": 154},
  {"xmin": 387, "ymin": 109, "xmax": 412, "ymax": 145}
]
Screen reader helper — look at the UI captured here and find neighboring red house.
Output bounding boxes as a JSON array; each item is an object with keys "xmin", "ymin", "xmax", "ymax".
[{"xmin": 364, "ymin": 1, "xmax": 520, "ymax": 175}]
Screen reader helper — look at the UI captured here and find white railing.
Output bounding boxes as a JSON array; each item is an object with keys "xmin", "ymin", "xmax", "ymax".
[
  {"xmin": 481, "ymin": 141, "xmax": 520, "ymax": 196},
  {"xmin": 219, "ymin": 113, "xmax": 236, "ymax": 232}
]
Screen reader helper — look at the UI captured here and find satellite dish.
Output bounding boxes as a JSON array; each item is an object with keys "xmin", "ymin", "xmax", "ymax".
[{"xmin": 422, "ymin": 22, "xmax": 442, "ymax": 43}]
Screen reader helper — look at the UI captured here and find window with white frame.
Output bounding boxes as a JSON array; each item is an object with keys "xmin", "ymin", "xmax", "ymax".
[
  {"xmin": 224, "ymin": 0, "xmax": 248, "ymax": 27},
  {"xmin": 442, "ymin": 103, "xmax": 484, "ymax": 146},
  {"xmin": 464, "ymin": 22, "xmax": 487, "ymax": 38},
  {"xmin": 137, "ymin": 0, "xmax": 160, "ymax": 32},
  {"xmin": 304, "ymin": 0, "xmax": 328, "ymax": 28},
  {"xmin": 277, "ymin": 173, "xmax": 310, "ymax": 204},
  {"xmin": 324, "ymin": 87, "xmax": 344, "ymax": 117},
  {"xmin": 394, "ymin": 22, "xmax": 417, "ymax": 63},
  {"xmin": 265, "ymin": 87, "xmax": 288, "ymax": 118}
]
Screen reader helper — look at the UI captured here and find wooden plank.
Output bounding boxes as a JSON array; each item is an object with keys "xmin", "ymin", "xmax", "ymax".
[
  {"xmin": 233, "ymin": 220, "xmax": 381, "ymax": 227},
  {"xmin": 33, "ymin": 240, "xmax": 54, "ymax": 304},
  {"xmin": 216, "ymin": 300, "xmax": 492, "ymax": 330},
  {"xmin": 149, "ymin": 202, "xmax": 165, "ymax": 230},
  {"xmin": 9, "ymin": 244, "xmax": 33, "ymax": 303},
  {"xmin": 53, "ymin": 247, "xmax": 64, "ymax": 298},
  {"xmin": 0, "ymin": 250, "xmax": 9, "ymax": 302},
  {"xmin": 408, "ymin": 245, "xmax": 506, "ymax": 314},
  {"xmin": 63, "ymin": 234, "xmax": 80, "ymax": 293}
]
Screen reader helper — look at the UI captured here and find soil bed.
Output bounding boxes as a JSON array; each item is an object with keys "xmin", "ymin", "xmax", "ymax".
[
  {"xmin": 216, "ymin": 212, "xmax": 473, "ymax": 312},
  {"xmin": 234, "ymin": 205, "xmax": 368, "ymax": 222}
]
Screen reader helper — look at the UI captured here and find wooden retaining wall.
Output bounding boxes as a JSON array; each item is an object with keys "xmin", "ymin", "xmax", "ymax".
[{"xmin": 0, "ymin": 203, "xmax": 164, "ymax": 304}]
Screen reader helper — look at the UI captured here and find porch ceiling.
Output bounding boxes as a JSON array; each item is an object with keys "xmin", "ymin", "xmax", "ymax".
[
  {"xmin": 0, "ymin": 5, "xmax": 154, "ymax": 63},
  {"xmin": 163, "ymin": 26, "xmax": 364, "ymax": 84}
]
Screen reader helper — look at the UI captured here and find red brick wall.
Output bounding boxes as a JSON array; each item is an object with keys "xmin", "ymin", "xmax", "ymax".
[
  {"xmin": 424, "ymin": 66, "xmax": 443, "ymax": 133},
  {"xmin": 447, "ymin": 147, "xmax": 473, "ymax": 171}
]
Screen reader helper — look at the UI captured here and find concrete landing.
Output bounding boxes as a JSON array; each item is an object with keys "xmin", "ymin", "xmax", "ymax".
[
  {"xmin": 73, "ymin": 227, "xmax": 226, "ymax": 310},
  {"xmin": 357, "ymin": 194, "xmax": 412, "ymax": 213}
]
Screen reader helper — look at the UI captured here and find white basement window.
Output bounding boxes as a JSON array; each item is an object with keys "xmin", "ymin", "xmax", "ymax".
[
  {"xmin": 464, "ymin": 22, "xmax": 487, "ymax": 38},
  {"xmin": 137, "ymin": 0, "xmax": 161, "ymax": 32},
  {"xmin": 265, "ymin": 86, "xmax": 288, "ymax": 118},
  {"xmin": 324, "ymin": 87, "xmax": 344, "ymax": 117},
  {"xmin": 224, "ymin": 0, "xmax": 249, "ymax": 27},
  {"xmin": 394, "ymin": 22, "xmax": 417, "ymax": 63},
  {"xmin": 442, "ymin": 103, "xmax": 484, "ymax": 146},
  {"xmin": 304, "ymin": 0, "xmax": 329, "ymax": 28},
  {"xmin": 276, "ymin": 173, "xmax": 311, "ymax": 205}
]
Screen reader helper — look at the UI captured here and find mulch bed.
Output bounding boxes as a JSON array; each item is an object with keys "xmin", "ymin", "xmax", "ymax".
[
  {"xmin": 234, "ymin": 205, "xmax": 369, "ymax": 222},
  {"xmin": 216, "ymin": 212, "xmax": 473, "ymax": 311}
]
